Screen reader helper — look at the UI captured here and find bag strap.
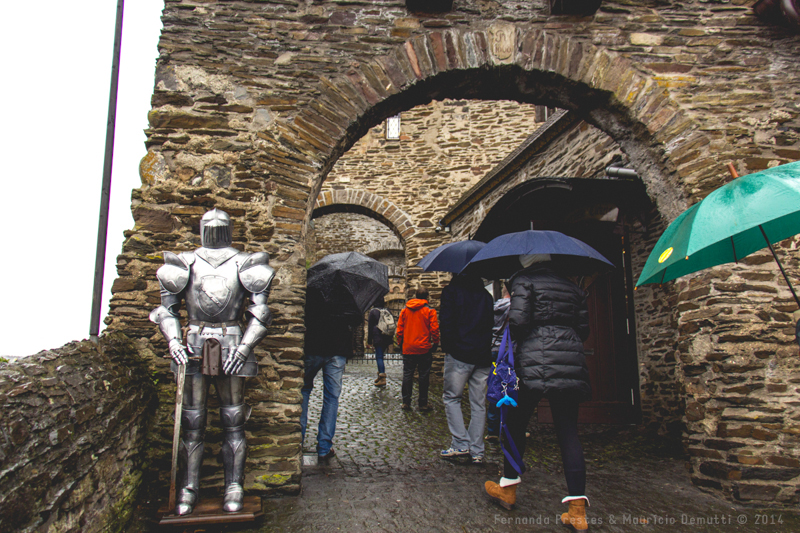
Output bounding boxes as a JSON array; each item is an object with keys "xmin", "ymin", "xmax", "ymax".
[
  {"xmin": 490, "ymin": 312, "xmax": 510, "ymax": 346},
  {"xmin": 497, "ymin": 323, "xmax": 514, "ymax": 367},
  {"xmin": 500, "ymin": 404, "xmax": 524, "ymax": 476}
]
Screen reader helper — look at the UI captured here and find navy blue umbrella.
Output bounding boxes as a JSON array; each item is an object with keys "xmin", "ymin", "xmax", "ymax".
[
  {"xmin": 416, "ymin": 240, "xmax": 486, "ymax": 273},
  {"xmin": 461, "ymin": 230, "xmax": 614, "ymax": 279}
]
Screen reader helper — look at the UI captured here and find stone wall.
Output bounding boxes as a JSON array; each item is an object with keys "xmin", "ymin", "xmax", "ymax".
[
  {"xmin": 675, "ymin": 247, "xmax": 800, "ymax": 505},
  {"xmin": 0, "ymin": 333, "xmax": 155, "ymax": 533},
  {"xmin": 449, "ymin": 116, "xmax": 623, "ymax": 239},
  {"xmin": 104, "ymin": 0, "xmax": 800, "ymax": 507},
  {"xmin": 310, "ymin": 213, "xmax": 400, "ymax": 262},
  {"xmin": 627, "ymin": 215, "xmax": 684, "ymax": 437},
  {"xmin": 325, "ymin": 99, "xmax": 542, "ymax": 233}
]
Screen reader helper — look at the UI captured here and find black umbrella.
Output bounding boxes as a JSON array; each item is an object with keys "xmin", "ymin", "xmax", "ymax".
[{"xmin": 307, "ymin": 252, "xmax": 389, "ymax": 316}]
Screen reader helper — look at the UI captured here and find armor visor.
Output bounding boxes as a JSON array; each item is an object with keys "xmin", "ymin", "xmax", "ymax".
[{"xmin": 200, "ymin": 209, "xmax": 232, "ymax": 249}]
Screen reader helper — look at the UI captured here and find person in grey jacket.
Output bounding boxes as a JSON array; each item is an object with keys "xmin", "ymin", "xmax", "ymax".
[
  {"xmin": 484, "ymin": 254, "xmax": 592, "ymax": 531},
  {"xmin": 485, "ymin": 285, "xmax": 511, "ymax": 442}
]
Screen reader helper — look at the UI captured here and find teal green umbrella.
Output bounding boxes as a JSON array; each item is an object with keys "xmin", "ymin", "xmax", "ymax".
[{"xmin": 636, "ymin": 160, "xmax": 800, "ymax": 307}]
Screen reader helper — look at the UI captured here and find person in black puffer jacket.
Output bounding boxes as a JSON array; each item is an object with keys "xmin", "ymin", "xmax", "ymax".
[{"xmin": 484, "ymin": 254, "xmax": 592, "ymax": 531}]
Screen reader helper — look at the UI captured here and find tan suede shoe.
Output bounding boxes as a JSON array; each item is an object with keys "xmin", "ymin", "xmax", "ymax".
[
  {"xmin": 560, "ymin": 499, "xmax": 589, "ymax": 531},
  {"xmin": 484, "ymin": 481, "xmax": 517, "ymax": 510}
]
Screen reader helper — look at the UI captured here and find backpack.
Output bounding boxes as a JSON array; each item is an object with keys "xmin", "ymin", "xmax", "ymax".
[{"xmin": 376, "ymin": 308, "xmax": 396, "ymax": 337}]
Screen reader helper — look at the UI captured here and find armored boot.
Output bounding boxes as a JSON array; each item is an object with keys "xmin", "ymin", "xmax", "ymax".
[
  {"xmin": 176, "ymin": 408, "xmax": 206, "ymax": 516},
  {"xmin": 220, "ymin": 404, "xmax": 250, "ymax": 512}
]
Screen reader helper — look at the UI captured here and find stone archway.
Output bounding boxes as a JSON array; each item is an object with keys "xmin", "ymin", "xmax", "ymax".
[
  {"xmin": 270, "ymin": 27, "xmax": 712, "ymax": 226},
  {"xmin": 310, "ymin": 188, "xmax": 411, "ymax": 299},
  {"xmin": 312, "ymin": 189, "xmax": 417, "ymax": 245},
  {"xmin": 119, "ymin": 25, "xmax": 717, "ymax": 501},
  {"xmin": 107, "ymin": 6, "xmax": 800, "ymax": 507}
]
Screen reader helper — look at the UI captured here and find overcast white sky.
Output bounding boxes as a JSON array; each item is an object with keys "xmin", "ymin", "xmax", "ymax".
[{"xmin": 2, "ymin": 1, "xmax": 165, "ymax": 356}]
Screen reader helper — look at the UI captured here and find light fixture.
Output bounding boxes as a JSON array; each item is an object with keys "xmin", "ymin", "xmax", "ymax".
[{"xmin": 386, "ymin": 115, "xmax": 401, "ymax": 140}]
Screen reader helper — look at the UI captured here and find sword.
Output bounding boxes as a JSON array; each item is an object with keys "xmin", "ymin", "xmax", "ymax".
[{"xmin": 168, "ymin": 362, "xmax": 186, "ymax": 512}]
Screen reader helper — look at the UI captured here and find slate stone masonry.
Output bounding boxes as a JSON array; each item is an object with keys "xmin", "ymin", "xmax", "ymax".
[{"xmin": 0, "ymin": 333, "xmax": 156, "ymax": 533}]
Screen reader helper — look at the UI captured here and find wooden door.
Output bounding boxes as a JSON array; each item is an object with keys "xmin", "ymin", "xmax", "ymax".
[{"xmin": 535, "ymin": 221, "xmax": 639, "ymax": 424}]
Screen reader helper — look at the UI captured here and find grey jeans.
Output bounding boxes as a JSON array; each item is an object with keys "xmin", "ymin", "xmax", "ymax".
[{"xmin": 442, "ymin": 354, "xmax": 491, "ymax": 456}]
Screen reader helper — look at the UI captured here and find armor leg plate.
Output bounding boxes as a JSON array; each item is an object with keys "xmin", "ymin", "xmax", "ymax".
[
  {"xmin": 177, "ymin": 407, "xmax": 207, "ymax": 516},
  {"xmin": 220, "ymin": 403, "xmax": 250, "ymax": 512}
]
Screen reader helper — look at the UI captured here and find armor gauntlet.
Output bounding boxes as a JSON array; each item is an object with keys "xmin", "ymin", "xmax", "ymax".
[{"xmin": 150, "ymin": 305, "xmax": 189, "ymax": 365}]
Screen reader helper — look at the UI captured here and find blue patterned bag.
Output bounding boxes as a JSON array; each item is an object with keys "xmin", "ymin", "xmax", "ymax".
[
  {"xmin": 487, "ymin": 324, "xmax": 524, "ymax": 475},
  {"xmin": 487, "ymin": 324, "xmax": 518, "ymax": 407}
]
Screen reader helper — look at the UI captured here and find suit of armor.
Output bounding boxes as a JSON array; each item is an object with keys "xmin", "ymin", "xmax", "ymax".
[{"xmin": 150, "ymin": 209, "xmax": 275, "ymax": 515}]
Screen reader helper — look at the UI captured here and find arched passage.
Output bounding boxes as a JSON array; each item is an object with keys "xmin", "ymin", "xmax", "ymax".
[
  {"xmin": 259, "ymin": 27, "xmax": 712, "ymax": 237},
  {"xmin": 309, "ymin": 189, "xmax": 411, "ymax": 300},
  {"xmin": 112, "ymin": 8, "xmax": 800, "ymax": 506},
  {"xmin": 259, "ymin": 25, "xmax": 708, "ymax": 475},
  {"xmin": 312, "ymin": 189, "xmax": 416, "ymax": 245}
]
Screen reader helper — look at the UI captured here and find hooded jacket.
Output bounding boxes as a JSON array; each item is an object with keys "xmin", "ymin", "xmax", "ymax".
[
  {"xmin": 491, "ymin": 296, "xmax": 511, "ymax": 351},
  {"xmin": 396, "ymin": 298, "xmax": 440, "ymax": 355},
  {"xmin": 439, "ymin": 274, "xmax": 493, "ymax": 366},
  {"xmin": 507, "ymin": 264, "xmax": 591, "ymax": 401}
]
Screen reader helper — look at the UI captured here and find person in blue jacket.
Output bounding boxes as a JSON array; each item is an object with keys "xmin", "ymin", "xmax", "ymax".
[{"xmin": 439, "ymin": 273, "xmax": 494, "ymax": 464}]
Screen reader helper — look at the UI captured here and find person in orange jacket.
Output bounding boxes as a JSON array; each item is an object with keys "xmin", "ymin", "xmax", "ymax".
[{"xmin": 395, "ymin": 286, "xmax": 440, "ymax": 411}]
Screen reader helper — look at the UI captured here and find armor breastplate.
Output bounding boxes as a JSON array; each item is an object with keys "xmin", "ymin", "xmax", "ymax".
[{"xmin": 184, "ymin": 248, "xmax": 248, "ymax": 322}]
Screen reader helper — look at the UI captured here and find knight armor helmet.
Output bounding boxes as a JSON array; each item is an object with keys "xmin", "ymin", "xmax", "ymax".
[{"xmin": 200, "ymin": 208, "xmax": 233, "ymax": 249}]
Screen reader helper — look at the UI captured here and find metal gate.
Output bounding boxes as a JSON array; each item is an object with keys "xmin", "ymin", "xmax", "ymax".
[{"xmin": 349, "ymin": 300, "xmax": 403, "ymax": 364}]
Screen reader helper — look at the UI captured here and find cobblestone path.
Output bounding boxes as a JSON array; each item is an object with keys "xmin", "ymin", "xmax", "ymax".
[
  {"xmin": 301, "ymin": 358, "xmax": 454, "ymax": 470},
  {"xmin": 161, "ymin": 362, "xmax": 800, "ymax": 533}
]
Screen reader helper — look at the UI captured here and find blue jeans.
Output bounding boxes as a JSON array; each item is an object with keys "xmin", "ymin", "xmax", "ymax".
[
  {"xmin": 487, "ymin": 404, "xmax": 500, "ymax": 436},
  {"xmin": 375, "ymin": 345, "xmax": 386, "ymax": 374},
  {"xmin": 301, "ymin": 355, "xmax": 346, "ymax": 456},
  {"xmin": 443, "ymin": 354, "xmax": 491, "ymax": 456}
]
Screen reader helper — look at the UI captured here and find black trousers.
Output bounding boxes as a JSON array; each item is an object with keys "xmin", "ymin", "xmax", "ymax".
[
  {"xmin": 401, "ymin": 352, "xmax": 433, "ymax": 406},
  {"xmin": 502, "ymin": 385, "xmax": 586, "ymax": 496}
]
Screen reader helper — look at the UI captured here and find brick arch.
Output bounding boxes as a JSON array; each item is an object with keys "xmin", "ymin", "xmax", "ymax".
[
  {"xmin": 312, "ymin": 189, "xmax": 416, "ymax": 245},
  {"xmin": 264, "ymin": 26, "xmax": 721, "ymax": 232}
]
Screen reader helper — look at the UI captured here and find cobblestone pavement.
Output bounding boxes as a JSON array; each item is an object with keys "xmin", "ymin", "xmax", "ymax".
[{"xmin": 166, "ymin": 362, "xmax": 800, "ymax": 533}]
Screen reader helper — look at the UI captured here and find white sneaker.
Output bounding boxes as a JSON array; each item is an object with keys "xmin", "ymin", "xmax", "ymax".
[{"xmin": 440, "ymin": 447, "xmax": 469, "ymax": 458}]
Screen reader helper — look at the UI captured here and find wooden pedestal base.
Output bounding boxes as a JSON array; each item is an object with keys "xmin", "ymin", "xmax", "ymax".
[{"xmin": 158, "ymin": 496, "xmax": 262, "ymax": 527}]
